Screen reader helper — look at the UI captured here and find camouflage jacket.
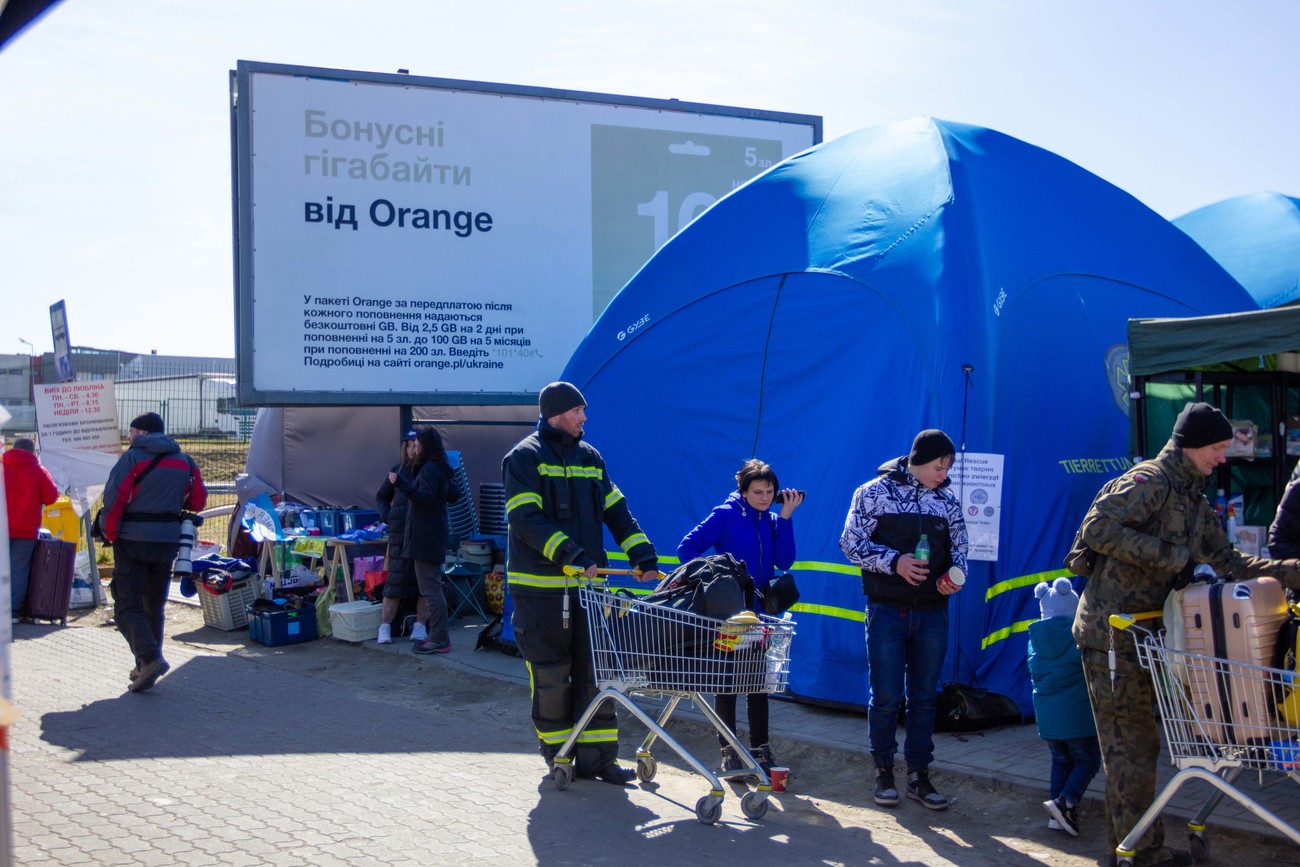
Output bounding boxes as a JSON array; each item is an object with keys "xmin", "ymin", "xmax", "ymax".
[{"xmin": 1072, "ymin": 441, "xmax": 1300, "ymax": 653}]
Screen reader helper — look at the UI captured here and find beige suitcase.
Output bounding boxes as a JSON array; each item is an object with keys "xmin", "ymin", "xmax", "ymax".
[{"xmin": 1181, "ymin": 577, "xmax": 1288, "ymax": 744}]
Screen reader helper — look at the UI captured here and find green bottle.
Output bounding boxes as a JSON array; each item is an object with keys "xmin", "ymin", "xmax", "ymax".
[{"xmin": 914, "ymin": 534, "xmax": 930, "ymax": 563}]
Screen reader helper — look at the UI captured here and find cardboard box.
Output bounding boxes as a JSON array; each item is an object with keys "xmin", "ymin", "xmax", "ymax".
[
  {"xmin": 329, "ymin": 601, "xmax": 383, "ymax": 642},
  {"xmin": 1288, "ymin": 416, "xmax": 1300, "ymax": 456},
  {"xmin": 1232, "ymin": 525, "xmax": 1267, "ymax": 557},
  {"xmin": 1226, "ymin": 420, "xmax": 1257, "ymax": 458},
  {"xmin": 1228, "ymin": 493, "xmax": 1245, "ymax": 522},
  {"xmin": 247, "ymin": 603, "xmax": 319, "ymax": 646}
]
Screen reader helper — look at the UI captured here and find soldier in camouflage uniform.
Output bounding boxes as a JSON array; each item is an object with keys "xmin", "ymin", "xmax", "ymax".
[{"xmin": 1071, "ymin": 402, "xmax": 1300, "ymax": 867}]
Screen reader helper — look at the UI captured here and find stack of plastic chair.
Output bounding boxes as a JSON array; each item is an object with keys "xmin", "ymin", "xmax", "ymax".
[
  {"xmin": 478, "ymin": 483, "xmax": 507, "ymax": 535},
  {"xmin": 444, "ymin": 451, "xmax": 478, "ymax": 548}
]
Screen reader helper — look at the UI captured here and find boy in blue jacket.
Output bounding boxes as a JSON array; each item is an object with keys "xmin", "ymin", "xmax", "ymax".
[
  {"xmin": 678, "ymin": 458, "xmax": 803, "ymax": 775},
  {"xmin": 1028, "ymin": 577, "xmax": 1101, "ymax": 837}
]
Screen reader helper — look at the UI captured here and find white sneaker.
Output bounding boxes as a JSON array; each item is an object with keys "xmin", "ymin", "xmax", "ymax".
[
  {"xmin": 377, "ymin": 623, "xmax": 392, "ymax": 644},
  {"xmin": 1047, "ymin": 818, "xmax": 1061, "ymax": 831},
  {"xmin": 410, "ymin": 622, "xmax": 428, "ymax": 642}
]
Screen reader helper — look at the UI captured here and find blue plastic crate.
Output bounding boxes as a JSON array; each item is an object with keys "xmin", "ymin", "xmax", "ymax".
[
  {"xmin": 315, "ymin": 509, "xmax": 340, "ymax": 536},
  {"xmin": 338, "ymin": 508, "xmax": 381, "ymax": 532},
  {"xmin": 247, "ymin": 603, "xmax": 319, "ymax": 646}
]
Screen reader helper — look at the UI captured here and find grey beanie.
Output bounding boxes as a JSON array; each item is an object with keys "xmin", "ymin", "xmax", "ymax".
[
  {"xmin": 539, "ymin": 382, "xmax": 586, "ymax": 419},
  {"xmin": 1035, "ymin": 576, "xmax": 1080, "ymax": 620},
  {"xmin": 1172, "ymin": 402, "xmax": 1232, "ymax": 449}
]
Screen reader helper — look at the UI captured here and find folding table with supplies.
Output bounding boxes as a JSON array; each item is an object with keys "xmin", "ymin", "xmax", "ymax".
[{"xmin": 325, "ymin": 537, "xmax": 388, "ymax": 603}]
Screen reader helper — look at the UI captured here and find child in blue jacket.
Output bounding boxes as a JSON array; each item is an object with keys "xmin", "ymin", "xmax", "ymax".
[{"xmin": 1028, "ymin": 577, "xmax": 1101, "ymax": 837}]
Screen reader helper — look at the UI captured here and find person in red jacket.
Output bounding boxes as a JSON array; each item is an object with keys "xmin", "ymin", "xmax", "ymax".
[{"xmin": 4, "ymin": 437, "xmax": 60, "ymax": 616}]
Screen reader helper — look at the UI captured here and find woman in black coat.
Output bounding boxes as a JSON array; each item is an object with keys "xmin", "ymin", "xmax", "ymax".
[
  {"xmin": 375, "ymin": 431, "xmax": 423, "ymax": 644},
  {"xmin": 388, "ymin": 426, "xmax": 461, "ymax": 654}
]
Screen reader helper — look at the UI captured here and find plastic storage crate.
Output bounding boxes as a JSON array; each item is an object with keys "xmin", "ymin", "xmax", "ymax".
[
  {"xmin": 329, "ymin": 601, "xmax": 384, "ymax": 642},
  {"xmin": 199, "ymin": 578, "xmax": 258, "ymax": 631},
  {"xmin": 42, "ymin": 497, "xmax": 81, "ymax": 549},
  {"xmin": 315, "ymin": 509, "xmax": 340, "ymax": 536},
  {"xmin": 338, "ymin": 508, "xmax": 381, "ymax": 532},
  {"xmin": 247, "ymin": 603, "xmax": 319, "ymax": 646}
]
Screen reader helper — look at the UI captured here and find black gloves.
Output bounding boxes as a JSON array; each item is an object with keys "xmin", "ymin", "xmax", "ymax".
[{"xmin": 1173, "ymin": 557, "xmax": 1198, "ymax": 591}]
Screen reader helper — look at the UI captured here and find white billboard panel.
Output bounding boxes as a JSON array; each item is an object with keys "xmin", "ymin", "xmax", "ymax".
[{"xmin": 232, "ymin": 62, "xmax": 820, "ymax": 406}]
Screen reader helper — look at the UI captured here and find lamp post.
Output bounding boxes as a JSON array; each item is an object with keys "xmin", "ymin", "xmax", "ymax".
[{"xmin": 16, "ymin": 339, "xmax": 35, "ymax": 403}]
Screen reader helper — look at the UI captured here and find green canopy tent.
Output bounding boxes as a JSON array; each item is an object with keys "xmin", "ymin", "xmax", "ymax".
[
  {"xmin": 1127, "ymin": 305, "xmax": 1300, "ymax": 527},
  {"xmin": 1129, "ymin": 305, "xmax": 1300, "ymax": 377}
]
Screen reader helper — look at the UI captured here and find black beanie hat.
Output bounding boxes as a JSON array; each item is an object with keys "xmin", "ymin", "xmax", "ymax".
[
  {"xmin": 1172, "ymin": 402, "xmax": 1233, "ymax": 449},
  {"xmin": 539, "ymin": 382, "xmax": 586, "ymax": 419},
  {"xmin": 909, "ymin": 429, "xmax": 955, "ymax": 467},
  {"xmin": 130, "ymin": 412, "xmax": 164, "ymax": 434}
]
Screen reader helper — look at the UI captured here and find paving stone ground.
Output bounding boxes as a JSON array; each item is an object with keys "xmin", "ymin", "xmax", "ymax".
[{"xmin": 6, "ymin": 599, "xmax": 1298, "ymax": 865}]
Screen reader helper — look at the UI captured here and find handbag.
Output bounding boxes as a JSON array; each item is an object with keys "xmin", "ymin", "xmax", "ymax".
[
  {"xmin": 933, "ymin": 682, "xmax": 1022, "ymax": 732},
  {"xmin": 91, "ymin": 507, "xmax": 110, "ymax": 544},
  {"xmin": 757, "ymin": 572, "xmax": 800, "ymax": 615}
]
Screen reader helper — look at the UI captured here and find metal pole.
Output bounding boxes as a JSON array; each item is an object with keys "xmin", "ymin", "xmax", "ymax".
[
  {"xmin": 83, "ymin": 511, "xmax": 106, "ymax": 607},
  {"xmin": 1, "ymin": 416, "xmax": 19, "ymax": 867}
]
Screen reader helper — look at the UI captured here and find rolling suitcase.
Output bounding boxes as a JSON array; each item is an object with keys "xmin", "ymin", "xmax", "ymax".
[
  {"xmin": 1181, "ymin": 577, "xmax": 1289, "ymax": 743},
  {"xmin": 25, "ymin": 538, "xmax": 77, "ymax": 626}
]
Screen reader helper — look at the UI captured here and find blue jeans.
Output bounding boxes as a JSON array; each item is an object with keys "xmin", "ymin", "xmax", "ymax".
[
  {"xmin": 1047, "ymin": 736, "xmax": 1102, "ymax": 806},
  {"xmin": 865, "ymin": 602, "xmax": 948, "ymax": 770},
  {"xmin": 9, "ymin": 538, "xmax": 37, "ymax": 613}
]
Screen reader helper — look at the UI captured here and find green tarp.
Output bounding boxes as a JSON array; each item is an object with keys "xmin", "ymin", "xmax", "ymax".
[{"xmin": 1128, "ymin": 305, "xmax": 1300, "ymax": 376}]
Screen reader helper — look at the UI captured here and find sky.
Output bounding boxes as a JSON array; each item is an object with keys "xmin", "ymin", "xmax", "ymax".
[{"xmin": 2, "ymin": 0, "xmax": 1298, "ymax": 358}]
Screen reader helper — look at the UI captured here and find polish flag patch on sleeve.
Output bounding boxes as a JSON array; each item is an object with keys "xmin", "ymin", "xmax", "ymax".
[{"xmin": 1133, "ymin": 472, "xmax": 1150, "ymax": 483}]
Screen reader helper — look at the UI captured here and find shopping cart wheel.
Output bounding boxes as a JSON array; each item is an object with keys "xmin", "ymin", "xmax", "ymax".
[
  {"xmin": 552, "ymin": 763, "xmax": 574, "ymax": 792},
  {"xmin": 740, "ymin": 790, "xmax": 769, "ymax": 820},
  {"xmin": 1189, "ymin": 832, "xmax": 1209, "ymax": 862},
  {"xmin": 695, "ymin": 794, "xmax": 723, "ymax": 825},
  {"xmin": 636, "ymin": 755, "xmax": 658, "ymax": 783}
]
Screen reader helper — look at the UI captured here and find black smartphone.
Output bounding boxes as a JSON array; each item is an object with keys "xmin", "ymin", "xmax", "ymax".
[{"xmin": 774, "ymin": 490, "xmax": 806, "ymax": 504}]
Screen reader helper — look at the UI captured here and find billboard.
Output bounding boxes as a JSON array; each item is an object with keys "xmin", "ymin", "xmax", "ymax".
[{"xmin": 231, "ymin": 61, "xmax": 820, "ymax": 406}]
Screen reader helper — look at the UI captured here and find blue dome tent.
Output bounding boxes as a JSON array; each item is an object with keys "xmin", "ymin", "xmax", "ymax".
[
  {"xmin": 1175, "ymin": 192, "xmax": 1300, "ymax": 309},
  {"xmin": 560, "ymin": 118, "xmax": 1254, "ymax": 713}
]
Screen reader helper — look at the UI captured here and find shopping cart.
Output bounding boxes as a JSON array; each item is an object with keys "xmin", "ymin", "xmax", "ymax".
[
  {"xmin": 1109, "ymin": 611, "xmax": 1300, "ymax": 864},
  {"xmin": 549, "ymin": 574, "xmax": 796, "ymax": 824}
]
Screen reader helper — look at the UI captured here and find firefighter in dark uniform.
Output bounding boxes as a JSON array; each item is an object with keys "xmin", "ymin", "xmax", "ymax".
[
  {"xmin": 503, "ymin": 382, "xmax": 660, "ymax": 784},
  {"xmin": 1072, "ymin": 402, "xmax": 1300, "ymax": 867}
]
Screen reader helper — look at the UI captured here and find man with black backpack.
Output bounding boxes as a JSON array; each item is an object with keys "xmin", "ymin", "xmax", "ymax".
[
  {"xmin": 102, "ymin": 413, "xmax": 206, "ymax": 693},
  {"xmin": 1071, "ymin": 402, "xmax": 1300, "ymax": 867}
]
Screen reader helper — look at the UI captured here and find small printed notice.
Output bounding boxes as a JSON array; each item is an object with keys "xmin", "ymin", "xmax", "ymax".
[
  {"xmin": 950, "ymin": 452, "xmax": 1005, "ymax": 562},
  {"xmin": 34, "ymin": 381, "xmax": 121, "ymax": 454}
]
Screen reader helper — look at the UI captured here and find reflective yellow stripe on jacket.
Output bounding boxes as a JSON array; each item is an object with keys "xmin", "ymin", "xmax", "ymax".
[
  {"xmin": 507, "ymin": 572, "xmax": 582, "ymax": 590},
  {"xmin": 506, "ymin": 492, "xmax": 542, "ymax": 514},
  {"xmin": 542, "ymin": 531, "xmax": 569, "ymax": 561},
  {"xmin": 537, "ymin": 464, "xmax": 604, "ymax": 481}
]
